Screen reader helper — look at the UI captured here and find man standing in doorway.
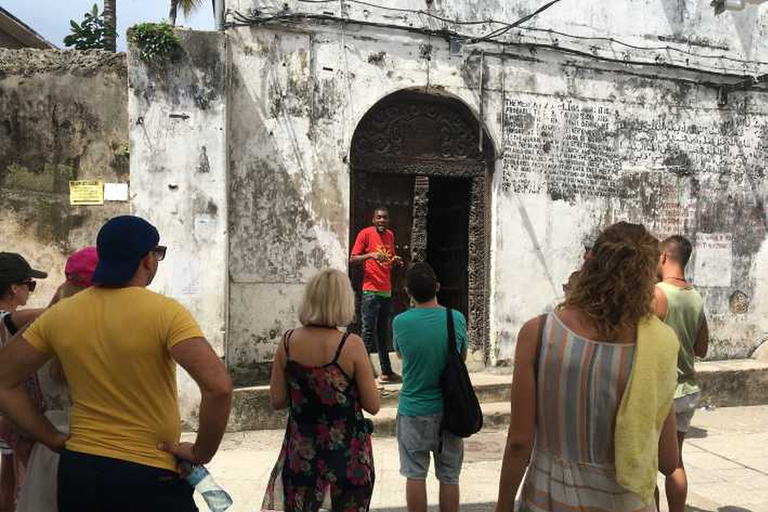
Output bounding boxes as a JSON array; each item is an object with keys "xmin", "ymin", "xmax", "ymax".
[
  {"xmin": 351, "ymin": 206, "xmax": 403, "ymax": 383},
  {"xmin": 654, "ymin": 235, "xmax": 709, "ymax": 512},
  {"xmin": 393, "ymin": 262, "xmax": 467, "ymax": 512},
  {"xmin": 0, "ymin": 216, "xmax": 233, "ymax": 512}
]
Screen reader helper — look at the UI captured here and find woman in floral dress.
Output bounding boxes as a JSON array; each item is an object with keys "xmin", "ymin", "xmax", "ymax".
[{"xmin": 263, "ymin": 269, "xmax": 381, "ymax": 512}]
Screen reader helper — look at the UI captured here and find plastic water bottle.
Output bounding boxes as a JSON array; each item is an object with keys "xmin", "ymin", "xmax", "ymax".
[{"xmin": 181, "ymin": 461, "xmax": 233, "ymax": 512}]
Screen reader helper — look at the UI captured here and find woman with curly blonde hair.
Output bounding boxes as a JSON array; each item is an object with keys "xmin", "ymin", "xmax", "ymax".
[{"xmin": 496, "ymin": 222, "xmax": 680, "ymax": 512}]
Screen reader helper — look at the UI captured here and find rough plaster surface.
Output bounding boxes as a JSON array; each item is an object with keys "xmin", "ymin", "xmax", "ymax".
[
  {"xmin": 0, "ymin": 49, "xmax": 126, "ymax": 76},
  {"xmin": 228, "ymin": 1, "xmax": 768, "ymax": 75},
  {"xmin": 131, "ymin": 1, "xmax": 768, "ymax": 388},
  {"xmin": 128, "ymin": 29, "xmax": 229, "ymax": 423},
  {"xmin": 0, "ymin": 50, "xmax": 129, "ymax": 305}
]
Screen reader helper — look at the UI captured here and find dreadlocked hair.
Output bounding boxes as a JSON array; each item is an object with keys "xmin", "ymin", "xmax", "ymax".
[{"xmin": 561, "ymin": 222, "xmax": 660, "ymax": 340}]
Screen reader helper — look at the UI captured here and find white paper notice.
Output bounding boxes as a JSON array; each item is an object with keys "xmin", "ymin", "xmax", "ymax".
[
  {"xmin": 172, "ymin": 258, "xmax": 202, "ymax": 297},
  {"xmin": 693, "ymin": 233, "xmax": 732, "ymax": 288},
  {"xmin": 193, "ymin": 214, "xmax": 218, "ymax": 242},
  {"xmin": 104, "ymin": 183, "xmax": 129, "ymax": 201}
]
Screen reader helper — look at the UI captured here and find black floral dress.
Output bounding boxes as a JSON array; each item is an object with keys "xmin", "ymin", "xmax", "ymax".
[{"xmin": 263, "ymin": 331, "xmax": 375, "ymax": 512}]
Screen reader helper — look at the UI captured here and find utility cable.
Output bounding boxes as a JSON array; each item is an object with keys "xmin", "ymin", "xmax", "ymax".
[
  {"xmin": 469, "ymin": 0, "xmax": 564, "ymax": 43},
  {"xmin": 243, "ymin": 4, "xmax": 768, "ymax": 67},
  {"xmin": 228, "ymin": 10, "xmax": 768, "ymax": 84}
]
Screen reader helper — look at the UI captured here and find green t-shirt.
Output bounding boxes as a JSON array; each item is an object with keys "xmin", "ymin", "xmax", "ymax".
[
  {"xmin": 393, "ymin": 307, "xmax": 468, "ymax": 416},
  {"xmin": 657, "ymin": 282, "xmax": 705, "ymax": 398}
]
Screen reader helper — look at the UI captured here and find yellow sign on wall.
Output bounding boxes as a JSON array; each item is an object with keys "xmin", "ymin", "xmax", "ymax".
[{"xmin": 69, "ymin": 180, "xmax": 104, "ymax": 205}]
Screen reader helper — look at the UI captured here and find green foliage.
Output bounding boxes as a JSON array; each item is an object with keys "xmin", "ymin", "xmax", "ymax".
[
  {"xmin": 64, "ymin": 4, "xmax": 115, "ymax": 50},
  {"xmin": 128, "ymin": 22, "xmax": 181, "ymax": 65}
]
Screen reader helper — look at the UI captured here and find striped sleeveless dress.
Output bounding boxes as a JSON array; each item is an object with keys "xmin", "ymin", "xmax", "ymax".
[{"xmin": 520, "ymin": 313, "xmax": 654, "ymax": 512}]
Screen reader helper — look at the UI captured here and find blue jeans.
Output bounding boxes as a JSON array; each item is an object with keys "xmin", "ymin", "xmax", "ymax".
[{"xmin": 361, "ymin": 293, "xmax": 393, "ymax": 375}]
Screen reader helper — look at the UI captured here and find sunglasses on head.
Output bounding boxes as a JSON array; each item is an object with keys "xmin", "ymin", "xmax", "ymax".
[{"xmin": 152, "ymin": 245, "xmax": 167, "ymax": 262}]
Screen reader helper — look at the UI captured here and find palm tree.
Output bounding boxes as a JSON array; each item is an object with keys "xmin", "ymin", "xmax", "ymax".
[
  {"xmin": 103, "ymin": 0, "xmax": 116, "ymax": 52},
  {"xmin": 169, "ymin": 0, "xmax": 206, "ymax": 26}
]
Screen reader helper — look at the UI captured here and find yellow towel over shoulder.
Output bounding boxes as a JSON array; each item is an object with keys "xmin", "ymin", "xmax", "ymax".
[{"xmin": 615, "ymin": 315, "xmax": 679, "ymax": 503}]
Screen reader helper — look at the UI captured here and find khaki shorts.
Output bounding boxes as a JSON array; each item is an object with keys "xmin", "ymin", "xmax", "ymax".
[
  {"xmin": 675, "ymin": 392, "xmax": 701, "ymax": 433},
  {"xmin": 396, "ymin": 413, "xmax": 463, "ymax": 485}
]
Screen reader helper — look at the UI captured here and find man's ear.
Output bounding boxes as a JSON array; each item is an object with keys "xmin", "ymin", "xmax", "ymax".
[
  {"xmin": 436, "ymin": 282, "xmax": 441, "ymax": 293},
  {"xmin": 140, "ymin": 252, "xmax": 153, "ymax": 270}
]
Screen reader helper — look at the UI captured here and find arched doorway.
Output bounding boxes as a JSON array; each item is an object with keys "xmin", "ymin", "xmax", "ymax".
[{"xmin": 349, "ymin": 90, "xmax": 495, "ymax": 360}]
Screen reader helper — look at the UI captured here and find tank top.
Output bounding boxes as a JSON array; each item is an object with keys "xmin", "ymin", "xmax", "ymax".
[{"xmin": 656, "ymin": 282, "xmax": 704, "ymax": 398}]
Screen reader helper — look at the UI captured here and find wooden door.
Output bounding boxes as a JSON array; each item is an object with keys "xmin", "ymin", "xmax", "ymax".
[{"xmin": 426, "ymin": 177, "xmax": 471, "ymax": 319}]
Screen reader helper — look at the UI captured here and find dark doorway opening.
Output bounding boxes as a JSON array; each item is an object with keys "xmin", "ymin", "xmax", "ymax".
[{"xmin": 427, "ymin": 177, "xmax": 471, "ymax": 317}]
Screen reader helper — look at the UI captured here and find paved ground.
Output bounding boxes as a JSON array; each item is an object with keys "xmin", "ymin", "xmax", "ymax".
[{"xmin": 194, "ymin": 405, "xmax": 768, "ymax": 512}]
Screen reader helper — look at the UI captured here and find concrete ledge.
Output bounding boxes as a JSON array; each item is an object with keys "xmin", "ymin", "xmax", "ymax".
[
  {"xmin": 226, "ymin": 360, "xmax": 768, "ymax": 433},
  {"xmin": 697, "ymin": 360, "xmax": 768, "ymax": 407},
  {"xmin": 227, "ymin": 373, "xmax": 511, "ymax": 432},
  {"xmin": 368, "ymin": 402, "xmax": 510, "ymax": 437}
]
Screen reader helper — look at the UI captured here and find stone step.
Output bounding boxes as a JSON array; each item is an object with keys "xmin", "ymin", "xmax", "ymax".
[
  {"xmin": 225, "ymin": 359, "xmax": 768, "ymax": 432},
  {"xmin": 697, "ymin": 359, "xmax": 768, "ymax": 407},
  {"xmin": 367, "ymin": 401, "xmax": 510, "ymax": 437},
  {"xmin": 226, "ymin": 373, "xmax": 511, "ymax": 432}
]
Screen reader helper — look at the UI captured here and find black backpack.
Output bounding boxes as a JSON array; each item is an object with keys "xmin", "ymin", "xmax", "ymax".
[{"xmin": 440, "ymin": 308, "xmax": 483, "ymax": 437}]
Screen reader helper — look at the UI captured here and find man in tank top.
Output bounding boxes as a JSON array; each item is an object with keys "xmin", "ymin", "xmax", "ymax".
[{"xmin": 653, "ymin": 235, "xmax": 709, "ymax": 512}]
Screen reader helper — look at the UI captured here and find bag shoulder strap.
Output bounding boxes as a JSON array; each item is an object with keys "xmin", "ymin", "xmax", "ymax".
[{"xmin": 446, "ymin": 307, "xmax": 456, "ymax": 353}]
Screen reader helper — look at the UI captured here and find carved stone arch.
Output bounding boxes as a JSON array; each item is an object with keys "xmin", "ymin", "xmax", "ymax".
[{"xmin": 349, "ymin": 90, "xmax": 495, "ymax": 361}]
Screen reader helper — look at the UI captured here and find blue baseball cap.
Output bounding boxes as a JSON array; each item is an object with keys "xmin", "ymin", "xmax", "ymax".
[{"xmin": 93, "ymin": 216, "xmax": 160, "ymax": 286}]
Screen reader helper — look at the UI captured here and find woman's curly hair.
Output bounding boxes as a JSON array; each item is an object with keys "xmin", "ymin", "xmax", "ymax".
[{"xmin": 561, "ymin": 222, "xmax": 660, "ymax": 339}]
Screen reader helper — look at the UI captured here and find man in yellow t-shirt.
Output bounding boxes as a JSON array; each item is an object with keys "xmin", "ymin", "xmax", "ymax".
[{"xmin": 0, "ymin": 216, "xmax": 233, "ymax": 512}]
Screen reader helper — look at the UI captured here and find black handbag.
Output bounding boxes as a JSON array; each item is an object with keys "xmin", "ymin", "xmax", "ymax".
[{"xmin": 439, "ymin": 308, "xmax": 483, "ymax": 437}]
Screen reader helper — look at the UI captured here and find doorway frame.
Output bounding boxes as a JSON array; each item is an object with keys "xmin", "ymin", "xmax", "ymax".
[{"xmin": 349, "ymin": 91, "xmax": 495, "ymax": 360}]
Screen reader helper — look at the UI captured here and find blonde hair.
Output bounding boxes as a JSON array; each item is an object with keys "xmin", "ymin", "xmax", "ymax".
[
  {"xmin": 561, "ymin": 222, "xmax": 660, "ymax": 339},
  {"xmin": 298, "ymin": 269, "xmax": 355, "ymax": 328}
]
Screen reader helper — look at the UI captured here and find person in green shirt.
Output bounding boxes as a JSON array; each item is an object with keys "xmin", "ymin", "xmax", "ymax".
[
  {"xmin": 393, "ymin": 262, "xmax": 467, "ymax": 512},
  {"xmin": 653, "ymin": 235, "xmax": 709, "ymax": 512}
]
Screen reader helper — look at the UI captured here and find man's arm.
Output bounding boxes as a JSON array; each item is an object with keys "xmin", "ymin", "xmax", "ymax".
[
  {"xmin": 350, "ymin": 252, "xmax": 382, "ymax": 265},
  {"xmin": 350, "ymin": 230, "xmax": 382, "ymax": 265},
  {"xmin": 8, "ymin": 309, "xmax": 44, "ymax": 331},
  {"xmin": 161, "ymin": 337, "xmax": 233, "ymax": 465},
  {"xmin": 652, "ymin": 286, "xmax": 668, "ymax": 321},
  {"xmin": 694, "ymin": 314, "xmax": 709, "ymax": 358},
  {"xmin": 0, "ymin": 333, "xmax": 66, "ymax": 451}
]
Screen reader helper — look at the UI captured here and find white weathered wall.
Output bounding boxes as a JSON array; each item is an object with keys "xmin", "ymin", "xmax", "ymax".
[
  {"xmin": 128, "ymin": 30, "xmax": 228, "ymax": 423},
  {"xmin": 129, "ymin": 1, "xmax": 768, "ymax": 392},
  {"xmin": 224, "ymin": 18, "xmax": 768, "ymax": 378}
]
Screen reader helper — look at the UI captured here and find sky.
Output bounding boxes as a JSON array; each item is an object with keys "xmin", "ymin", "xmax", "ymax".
[{"xmin": 3, "ymin": 0, "xmax": 215, "ymax": 51}]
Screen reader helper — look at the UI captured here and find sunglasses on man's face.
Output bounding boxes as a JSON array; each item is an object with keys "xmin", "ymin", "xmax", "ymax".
[
  {"xmin": 21, "ymin": 280, "xmax": 36, "ymax": 292},
  {"xmin": 152, "ymin": 245, "xmax": 167, "ymax": 262}
]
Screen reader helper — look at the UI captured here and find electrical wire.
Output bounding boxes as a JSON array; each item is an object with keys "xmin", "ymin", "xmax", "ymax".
[
  {"xmin": 515, "ymin": 26, "xmax": 768, "ymax": 66},
  {"xmin": 247, "ymin": 3, "xmax": 768, "ymax": 68},
  {"xmin": 228, "ymin": 9, "xmax": 768, "ymax": 85},
  {"xmin": 297, "ymin": 0, "xmax": 503, "ymax": 25},
  {"xmin": 469, "ymin": 0, "xmax": 564, "ymax": 43}
]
